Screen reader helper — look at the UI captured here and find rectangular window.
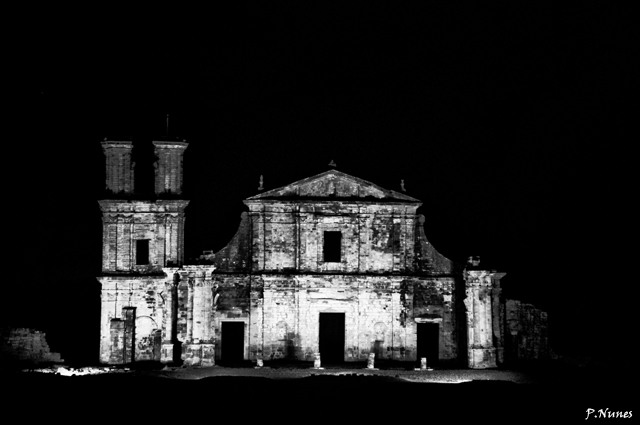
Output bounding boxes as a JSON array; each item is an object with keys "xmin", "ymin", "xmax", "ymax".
[
  {"xmin": 136, "ymin": 239, "xmax": 149, "ymax": 265},
  {"xmin": 392, "ymin": 223, "xmax": 401, "ymax": 251},
  {"xmin": 323, "ymin": 231, "xmax": 342, "ymax": 262}
]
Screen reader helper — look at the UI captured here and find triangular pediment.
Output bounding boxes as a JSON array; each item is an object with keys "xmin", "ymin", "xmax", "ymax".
[{"xmin": 246, "ymin": 170, "xmax": 420, "ymax": 202}]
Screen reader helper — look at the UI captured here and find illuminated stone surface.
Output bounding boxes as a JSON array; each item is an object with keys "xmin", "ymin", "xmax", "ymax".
[
  {"xmin": 463, "ymin": 270, "xmax": 504, "ymax": 368},
  {"xmin": 97, "ymin": 141, "xmax": 548, "ymax": 368}
]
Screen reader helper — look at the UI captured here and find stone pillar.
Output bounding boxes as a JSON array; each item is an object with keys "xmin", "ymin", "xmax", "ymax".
[
  {"xmin": 186, "ymin": 278, "xmax": 194, "ymax": 342},
  {"xmin": 192, "ymin": 273, "xmax": 205, "ymax": 344},
  {"xmin": 153, "ymin": 141, "xmax": 188, "ymax": 195},
  {"xmin": 180, "ymin": 267, "xmax": 215, "ymax": 367},
  {"xmin": 367, "ymin": 353, "xmax": 376, "ymax": 369},
  {"xmin": 109, "ymin": 319, "xmax": 125, "ymax": 364},
  {"xmin": 181, "ymin": 277, "xmax": 195, "ymax": 364},
  {"xmin": 102, "ymin": 140, "xmax": 134, "ymax": 194},
  {"xmin": 249, "ymin": 277, "xmax": 264, "ymax": 361},
  {"xmin": 161, "ymin": 273, "xmax": 179, "ymax": 364},
  {"xmin": 200, "ymin": 269, "xmax": 216, "ymax": 366},
  {"xmin": 162, "ymin": 209, "xmax": 189, "ymax": 267},
  {"xmin": 463, "ymin": 270, "xmax": 500, "ymax": 369},
  {"xmin": 178, "ymin": 212, "xmax": 186, "ymax": 264},
  {"xmin": 491, "ymin": 273, "xmax": 506, "ymax": 365}
]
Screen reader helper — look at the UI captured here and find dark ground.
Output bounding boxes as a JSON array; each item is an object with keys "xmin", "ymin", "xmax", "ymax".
[{"xmin": 5, "ymin": 360, "xmax": 634, "ymax": 422}]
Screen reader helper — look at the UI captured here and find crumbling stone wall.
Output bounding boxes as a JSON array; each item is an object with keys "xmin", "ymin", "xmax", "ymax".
[
  {"xmin": 504, "ymin": 299, "xmax": 549, "ymax": 361},
  {"xmin": 413, "ymin": 278, "xmax": 458, "ymax": 360},
  {"xmin": 98, "ymin": 276, "xmax": 167, "ymax": 363},
  {"xmin": 414, "ymin": 215, "xmax": 455, "ymax": 274},
  {"xmin": 0, "ymin": 328, "xmax": 63, "ymax": 364}
]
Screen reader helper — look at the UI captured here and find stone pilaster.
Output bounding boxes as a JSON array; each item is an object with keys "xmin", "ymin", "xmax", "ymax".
[
  {"xmin": 463, "ymin": 270, "xmax": 500, "ymax": 369},
  {"xmin": 161, "ymin": 275, "xmax": 177, "ymax": 364},
  {"xmin": 122, "ymin": 307, "xmax": 136, "ymax": 364},
  {"xmin": 186, "ymin": 278, "xmax": 194, "ymax": 342},
  {"xmin": 249, "ymin": 277, "xmax": 264, "ymax": 360},
  {"xmin": 491, "ymin": 273, "xmax": 506, "ymax": 365}
]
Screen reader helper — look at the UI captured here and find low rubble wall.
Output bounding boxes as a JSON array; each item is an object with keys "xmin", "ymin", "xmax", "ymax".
[{"xmin": 0, "ymin": 328, "xmax": 63, "ymax": 364}]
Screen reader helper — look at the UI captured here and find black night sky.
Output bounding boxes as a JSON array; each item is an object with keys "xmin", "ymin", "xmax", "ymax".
[{"xmin": 7, "ymin": 3, "xmax": 633, "ymax": 364}]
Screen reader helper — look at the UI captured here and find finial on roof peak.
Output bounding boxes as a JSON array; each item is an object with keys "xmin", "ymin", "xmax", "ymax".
[
  {"xmin": 467, "ymin": 256, "xmax": 481, "ymax": 267},
  {"xmin": 328, "ymin": 160, "xmax": 337, "ymax": 168},
  {"xmin": 400, "ymin": 179, "xmax": 406, "ymax": 192},
  {"xmin": 258, "ymin": 175, "xmax": 264, "ymax": 191}
]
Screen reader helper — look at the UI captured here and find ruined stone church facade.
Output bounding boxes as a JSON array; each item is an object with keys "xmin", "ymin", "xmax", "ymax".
[{"xmin": 98, "ymin": 140, "xmax": 547, "ymax": 369}]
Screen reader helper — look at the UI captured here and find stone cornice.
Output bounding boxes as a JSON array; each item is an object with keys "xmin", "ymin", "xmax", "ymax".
[
  {"xmin": 97, "ymin": 272, "xmax": 166, "ymax": 278},
  {"xmin": 98, "ymin": 199, "xmax": 189, "ymax": 213},
  {"xmin": 244, "ymin": 199, "xmax": 422, "ymax": 208},
  {"xmin": 464, "ymin": 270, "xmax": 494, "ymax": 287},
  {"xmin": 101, "ymin": 141, "xmax": 133, "ymax": 151},
  {"xmin": 246, "ymin": 169, "xmax": 421, "ymax": 203},
  {"xmin": 163, "ymin": 266, "xmax": 216, "ymax": 279},
  {"xmin": 152, "ymin": 141, "xmax": 188, "ymax": 150}
]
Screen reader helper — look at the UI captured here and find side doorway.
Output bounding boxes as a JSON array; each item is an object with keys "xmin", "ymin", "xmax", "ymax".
[
  {"xmin": 221, "ymin": 321, "xmax": 245, "ymax": 364},
  {"xmin": 417, "ymin": 322, "xmax": 439, "ymax": 367},
  {"xmin": 319, "ymin": 313, "xmax": 345, "ymax": 364}
]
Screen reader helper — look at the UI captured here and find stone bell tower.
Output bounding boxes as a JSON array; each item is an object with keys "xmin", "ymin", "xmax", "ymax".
[
  {"xmin": 102, "ymin": 140, "xmax": 135, "ymax": 195},
  {"xmin": 98, "ymin": 140, "xmax": 189, "ymax": 273},
  {"xmin": 97, "ymin": 139, "xmax": 189, "ymax": 364},
  {"xmin": 153, "ymin": 141, "xmax": 188, "ymax": 196}
]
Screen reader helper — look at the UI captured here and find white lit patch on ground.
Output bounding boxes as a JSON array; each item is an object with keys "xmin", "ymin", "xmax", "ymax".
[
  {"xmin": 24, "ymin": 366, "xmax": 130, "ymax": 376},
  {"xmin": 21, "ymin": 365, "xmax": 539, "ymax": 383}
]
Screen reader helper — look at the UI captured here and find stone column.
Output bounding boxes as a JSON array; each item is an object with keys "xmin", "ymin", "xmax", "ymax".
[
  {"xmin": 181, "ymin": 276, "xmax": 195, "ymax": 364},
  {"xmin": 199, "ymin": 270, "xmax": 215, "ymax": 366},
  {"xmin": 463, "ymin": 270, "xmax": 499, "ymax": 369},
  {"xmin": 184, "ymin": 273, "xmax": 203, "ymax": 366},
  {"xmin": 491, "ymin": 273, "xmax": 506, "ymax": 365},
  {"xmin": 192, "ymin": 272, "xmax": 205, "ymax": 344},
  {"xmin": 161, "ymin": 272, "xmax": 180, "ymax": 364},
  {"xmin": 186, "ymin": 278, "xmax": 194, "ymax": 342},
  {"xmin": 249, "ymin": 276, "xmax": 265, "ymax": 361}
]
